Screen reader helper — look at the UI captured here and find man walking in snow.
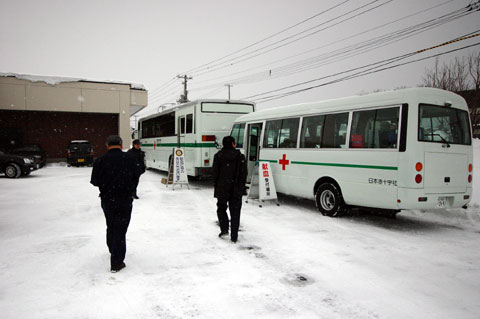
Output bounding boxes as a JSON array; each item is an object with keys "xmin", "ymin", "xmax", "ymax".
[
  {"xmin": 212, "ymin": 136, "xmax": 248, "ymax": 243},
  {"xmin": 90, "ymin": 135, "xmax": 141, "ymax": 273},
  {"xmin": 127, "ymin": 139, "xmax": 146, "ymax": 199}
]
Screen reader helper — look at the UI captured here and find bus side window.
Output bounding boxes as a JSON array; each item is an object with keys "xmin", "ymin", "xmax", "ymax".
[
  {"xmin": 180, "ymin": 117, "xmax": 186, "ymax": 134},
  {"xmin": 376, "ymin": 107, "xmax": 399, "ymax": 148},
  {"xmin": 249, "ymin": 127, "xmax": 259, "ymax": 161},
  {"xmin": 263, "ymin": 120, "xmax": 282, "ymax": 148},
  {"xmin": 351, "ymin": 110, "xmax": 375, "ymax": 148},
  {"xmin": 231, "ymin": 124, "xmax": 240, "ymax": 144},
  {"xmin": 237, "ymin": 124, "xmax": 245, "ymax": 148},
  {"xmin": 231, "ymin": 123, "xmax": 246, "ymax": 148},
  {"xmin": 350, "ymin": 107, "xmax": 398, "ymax": 149},
  {"xmin": 278, "ymin": 118, "xmax": 299, "ymax": 148},
  {"xmin": 300, "ymin": 115, "xmax": 325, "ymax": 148},
  {"xmin": 322, "ymin": 113, "xmax": 349, "ymax": 148},
  {"xmin": 186, "ymin": 114, "xmax": 193, "ymax": 134}
]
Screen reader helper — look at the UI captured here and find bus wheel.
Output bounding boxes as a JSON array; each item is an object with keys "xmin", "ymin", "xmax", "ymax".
[{"xmin": 315, "ymin": 183, "xmax": 345, "ymax": 217}]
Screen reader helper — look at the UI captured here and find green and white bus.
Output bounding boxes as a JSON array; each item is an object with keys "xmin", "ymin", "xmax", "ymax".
[
  {"xmin": 231, "ymin": 88, "xmax": 473, "ymax": 216},
  {"xmin": 138, "ymin": 99, "xmax": 255, "ymax": 177}
]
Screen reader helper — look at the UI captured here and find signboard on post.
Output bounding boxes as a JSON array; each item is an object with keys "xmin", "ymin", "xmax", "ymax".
[
  {"xmin": 258, "ymin": 161, "xmax": 277, "ymax": 201},
  {"xmin": 172, "ymin": 148, "xmax": 189, "ymax": 189},
  {"xmin": 246, "ymin": 161, "xmax": 278, "ymax": 206}
]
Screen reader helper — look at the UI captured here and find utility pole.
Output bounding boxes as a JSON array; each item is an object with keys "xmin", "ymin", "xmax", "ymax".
[
  {"xmin": 177, "ymin": 74, "xmax": 192, "ymax": 103},
  {"xmin": 225, "ymin": 84, "xmax": 233, "ymax": 100}
]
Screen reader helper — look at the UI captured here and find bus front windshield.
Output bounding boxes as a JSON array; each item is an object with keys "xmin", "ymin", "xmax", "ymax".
[{"xmin": 418, "ymin": 104, "xmax": 471, "ymax": 145}]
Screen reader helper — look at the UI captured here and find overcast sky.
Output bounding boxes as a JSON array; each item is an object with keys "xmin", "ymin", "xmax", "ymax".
[{"xmin": 1, "ymin": 0, "xmax": 479, "ymax": 120}]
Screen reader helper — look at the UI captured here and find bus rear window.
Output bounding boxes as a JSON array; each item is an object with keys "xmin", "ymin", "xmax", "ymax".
[
  {"xmin": 418, "ymin": 104, "xmax": 471, "ymax": 145},
  {"xmin": 201, "ymin": 102, "xmax": 254, "ymax": 114}
]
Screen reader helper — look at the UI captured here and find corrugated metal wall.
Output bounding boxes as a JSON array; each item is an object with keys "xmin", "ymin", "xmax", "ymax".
[{"xmin": 0, "ymin": 110, "xmax": 118, "ymax": 160}]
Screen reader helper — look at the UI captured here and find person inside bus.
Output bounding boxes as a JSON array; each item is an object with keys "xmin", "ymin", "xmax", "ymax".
[
  {"xmin": 212, "ymin": 136, "xmax": 248, "ymax": 243},
  {"xmin": 387, "ymin": 123, "xmax": 398, "ymax": 148}
]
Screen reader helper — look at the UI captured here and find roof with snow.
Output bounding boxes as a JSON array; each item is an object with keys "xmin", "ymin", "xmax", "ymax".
[{"xmin": 0, "ymin": 72, "xmax": 146, "ymax": 91}]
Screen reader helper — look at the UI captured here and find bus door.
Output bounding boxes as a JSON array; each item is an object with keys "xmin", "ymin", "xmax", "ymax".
[
  {"xmin": 176, "ymin": 110, "xmax": 195, "ymax": 174},
  {"xmin": 178, "ymin": 115, "xmax": 186, "ymax": 147},
  {"xmin": 246, "ymin": 123, "xmax": 263, "ymax": 181}
]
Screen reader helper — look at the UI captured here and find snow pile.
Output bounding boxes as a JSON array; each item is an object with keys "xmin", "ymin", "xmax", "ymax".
[
  {"xmin": 0, "ymin": 159, "xmax": 479, "ymax": 318},
  {"xmin": 471, "ymin": 138, "xmax": 480, "ymax": 206},
  {"xmin": 0, "ymin": 72, "xmax": 146, "ymax": 90},
  {"xmin": 0, "ymin": 138, "xmax": 478, "ymax": 318}
]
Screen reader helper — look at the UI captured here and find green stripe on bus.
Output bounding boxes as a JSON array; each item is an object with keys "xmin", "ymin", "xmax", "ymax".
[
  {"xmin": 291, "ymin": 161, "xmax": 398, "ymax": 170},
  {"xmin": 259, "ymin": 159, "xmax": 278, "ymax": 163},
  {"xmin": 142, "ymin": 143, "xmax": 217, "ymax": 148},
  {"xmin": 260, "ymin": 159, "xmax": 397, "ymax": 170}
]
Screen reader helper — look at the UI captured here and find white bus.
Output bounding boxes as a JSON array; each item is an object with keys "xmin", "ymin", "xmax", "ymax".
[
  {"xmin": 231, "ymin": 88, "xmax": 473, "ymax": 216},
  {"xmin": 139, "ymin": 99, "xmax": 255, "ymax": 177}
]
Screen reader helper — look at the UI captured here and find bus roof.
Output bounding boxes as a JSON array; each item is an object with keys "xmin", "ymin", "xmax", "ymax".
[
  {"xmin": 139, "ymin": 99, "xmax": 255, "ymax": 122},
  {"xmin": 234, "ymin": 88, "xmax": 468, "ymax": 123}
]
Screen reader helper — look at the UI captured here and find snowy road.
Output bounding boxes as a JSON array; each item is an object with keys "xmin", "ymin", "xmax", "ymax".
[{"xmin": 1, "ymin": 164, "xmax": 479, "ymax": 319}]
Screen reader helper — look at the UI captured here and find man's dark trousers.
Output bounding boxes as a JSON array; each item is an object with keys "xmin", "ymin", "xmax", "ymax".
[
  {"xmin": 217, "ymin": 195, "xmax": 242, "ymax": 241},
  {"xmin": 101, "ymin": 195, "xmax": 133, "ymax": 267}
]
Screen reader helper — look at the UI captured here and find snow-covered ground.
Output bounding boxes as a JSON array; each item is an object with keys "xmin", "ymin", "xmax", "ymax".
[{"xmin": 1, "ymin": 140, "xmax": 479, "ymax": 318}]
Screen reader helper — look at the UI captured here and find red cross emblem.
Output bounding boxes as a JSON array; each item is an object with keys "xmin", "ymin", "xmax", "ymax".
[
  {"xmin": 279, "ymin": 154, "xmax": 289, "ymax": 170},
  {"xmin": 154, "ymin": 141, "xmax": 157, "ymax": 150}
]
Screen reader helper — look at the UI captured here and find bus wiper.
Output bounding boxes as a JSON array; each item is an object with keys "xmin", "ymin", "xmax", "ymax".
[{"xmin": 432, "ymin": 134, "xmax": 451, "ymax": 147}]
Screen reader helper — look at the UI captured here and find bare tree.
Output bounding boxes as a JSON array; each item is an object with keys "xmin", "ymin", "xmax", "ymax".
[
  {"xmin": 422, "ymin": 51, "xmax": 480, "ymax": 137},
  {"xmin": 422, "ymin": 51, "xmax": 480, "ymax": 91},
  {"xmin": 422, "ymin": 56, "xmax": 470, "ymax": 92},
  {"xmin": 468, "ymin": 51, "xmax": 480, "ymax": 90}
]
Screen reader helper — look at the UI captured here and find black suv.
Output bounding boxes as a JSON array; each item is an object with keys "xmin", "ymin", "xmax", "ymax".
[
  {"xmin": 8, "ymin": 144, "xmax": 47, "ymax": 168},
  {"xmin": 67, "ymin": 140, "xmax": 94, "ymax": 166},
  {"xmin": 0, "ymin": 150, "xmax": 36, "ymax": 178}
]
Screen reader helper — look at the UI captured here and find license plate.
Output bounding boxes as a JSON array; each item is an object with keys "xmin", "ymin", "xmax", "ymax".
[
  {"xmin": 77, "ymin": 158, "xmax": 85, "ymax": 163},
  {"xmin": 437, "ymin": 197, "xmax": 448, "ymax": 208}
]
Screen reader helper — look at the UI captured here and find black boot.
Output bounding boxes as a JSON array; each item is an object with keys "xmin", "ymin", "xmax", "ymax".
[
  {"xmin": 218, "ymin": 231, "xmax": 229, "ymax": 238},
  {"xmin": 110, "ymin": 262, "xmax": 126, "ymax": 273}
]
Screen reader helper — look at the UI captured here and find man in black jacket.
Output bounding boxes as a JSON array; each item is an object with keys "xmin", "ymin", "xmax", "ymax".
[
  {"xmin": 127, "ymin": 139, "xmax": 146, "ymax": 199},
  {"xmin": 212, "ymin": 136, "xmax": 248, "ymax": 243},
  {"xmin": 90, "ymin": 135, "xmax": 141, "ymax": 273}
]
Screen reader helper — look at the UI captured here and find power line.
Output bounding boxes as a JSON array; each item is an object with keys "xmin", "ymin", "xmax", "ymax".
[
  {"xmin": 147, "ymin": 0, "xmax": 396, "ymax": 108},
  {"xmin": 144, "ymin": 1, "xmax": 479, "ymax": 112},
  {"xmin": 191, "ymin": 0, "xmax": 394, "ymax": 77},
  {"xmin": 195, "ymin": 1, "xmax": 466, "ymax": 80},
  {"xmin": 189, "ymin": 0, "xmax": 455, "ymax": 90},
  {"xmin": 182, "ymin": 0, "xmax": 354, "ymax": 75},
  {"xmin": 251, "ymin": 32, "xmax": 480, "ymax": 101},
  {"xmin": 250, "ymin": 40, "xmax": 480, "ymax": 103},
  {"xmin": 190, "ymin": 3, "xmax": 474, "ymax": 94}
]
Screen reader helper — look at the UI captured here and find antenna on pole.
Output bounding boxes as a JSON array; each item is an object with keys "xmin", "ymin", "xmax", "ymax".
[
  {"xmin": 177, "ymin": 74, "xmax": 192, "ymax": 103},
  {"xmin": 225, "ymin": 84, "xmax": 233, "ymax": 100}
]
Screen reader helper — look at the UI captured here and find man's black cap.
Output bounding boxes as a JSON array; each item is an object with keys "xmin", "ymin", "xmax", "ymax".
[
  {"xmin": 222, "ymin": 136, "xmax": 235, "ymax": 147},
  {"xmin": 106, "ymin": 135, "xmax": 123, "ymax": 146},
  {"xmin": 132, "ymin": 139, "xmax": 141, "ymax": 145}
]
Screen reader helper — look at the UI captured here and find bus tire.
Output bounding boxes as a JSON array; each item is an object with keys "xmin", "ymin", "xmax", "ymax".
[
  {"xmin": 315, "ymin": 182, "xmax": 345, "ymax": 217},
  {"xmin": 5, "ymin": 163, "xmax": 22, "ymax": 178}
]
